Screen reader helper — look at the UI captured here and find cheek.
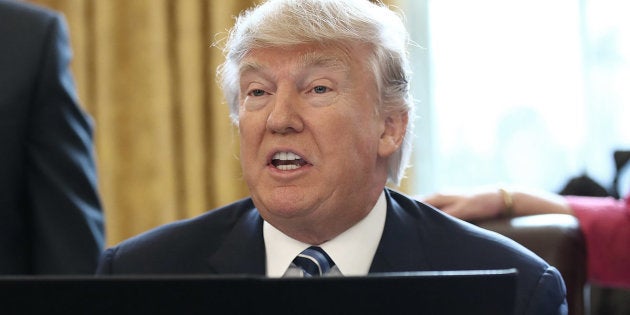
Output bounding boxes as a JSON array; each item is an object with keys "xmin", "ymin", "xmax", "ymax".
[
  {"xmin": 319, "ymin": 111, "xmax": 381, "ymax": 162},
  {"xmin": 238, "ymin": 114, "xmax": 266, "ymax": 158},
  {"xmin": 239, "ymin": 107, "xmax": 268, "ymax": 135}
]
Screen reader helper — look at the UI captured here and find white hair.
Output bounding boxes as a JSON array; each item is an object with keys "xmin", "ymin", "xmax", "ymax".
[{"xmin": 217, "ymin": 0, "xmax": 414, "ymax": 185}]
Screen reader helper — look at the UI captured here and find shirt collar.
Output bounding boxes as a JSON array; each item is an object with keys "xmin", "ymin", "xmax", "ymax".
[{"xmin": 264, "ymin": 191, "xmax": 387, "ymax": 277}]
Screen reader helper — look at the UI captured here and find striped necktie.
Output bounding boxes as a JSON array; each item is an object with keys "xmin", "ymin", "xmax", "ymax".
[{"xmin": 292, "ymin": 246, "xmax": 335, "ymax": 277}]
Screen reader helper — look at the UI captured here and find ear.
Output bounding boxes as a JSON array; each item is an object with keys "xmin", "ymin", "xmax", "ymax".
[{"xmin": 378, "ymin": 111, "xmax": 408, "ymax": 158}]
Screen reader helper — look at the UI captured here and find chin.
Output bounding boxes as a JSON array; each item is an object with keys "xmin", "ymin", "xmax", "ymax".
[
  {"xmin": 266, "ymin": 198, "xmax": 308, "ymax": 217},
  {"xmin": 254, "ymin": 187, "xmax": 310, "ymax": 214}
]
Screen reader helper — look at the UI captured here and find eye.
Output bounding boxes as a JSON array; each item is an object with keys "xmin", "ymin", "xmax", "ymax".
[
  {"xmin": 249, "ymin": 89, "xmax": 267, "ymax": 97},
  {"xmin": 312, "ymin": 85, "xmax": 329, "ymax": 94}
]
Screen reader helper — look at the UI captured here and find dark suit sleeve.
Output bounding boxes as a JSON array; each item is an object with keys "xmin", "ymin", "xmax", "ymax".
[
  {"xmin": 95, "ymin": 248, "xmax": 116, "ymax": 275},
  {"xmin": 26, "ymin": 12, "xmax": 105, "ymax": 274},
  {"xmin": 523, "ymin": 266, "xmax": 568, "ymax": 315}
]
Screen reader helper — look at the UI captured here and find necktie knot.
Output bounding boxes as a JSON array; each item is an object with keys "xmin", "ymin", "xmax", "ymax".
[{"xmin": 292, "ymin": 246, "xmax": 335, "ymax": 277}]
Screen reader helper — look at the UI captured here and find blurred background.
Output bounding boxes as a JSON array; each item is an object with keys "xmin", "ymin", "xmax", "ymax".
[{"xmin": 403, "ymin": 0, "xmax": 630, "ymax": 198}]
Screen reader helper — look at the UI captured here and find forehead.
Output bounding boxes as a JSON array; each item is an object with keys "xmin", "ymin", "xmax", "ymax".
[{"xmin": 238, "ymin": 44, "xmax": 365, "ymax": 77}]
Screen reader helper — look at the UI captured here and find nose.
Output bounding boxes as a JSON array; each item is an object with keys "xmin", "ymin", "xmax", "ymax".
[{"xmin": 266, "ymin": 85, "xmax": 304, "ymax": 134}]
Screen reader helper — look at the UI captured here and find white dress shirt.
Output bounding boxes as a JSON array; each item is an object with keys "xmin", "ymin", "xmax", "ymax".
[{"xmin": 264, "ymin": 191, "xmax": 387, "ymax": 277}]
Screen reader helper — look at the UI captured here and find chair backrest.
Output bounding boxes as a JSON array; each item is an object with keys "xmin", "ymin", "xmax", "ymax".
[{"xmin": 478, "ymin": 214, "xmax": 587, "ymax": 315}]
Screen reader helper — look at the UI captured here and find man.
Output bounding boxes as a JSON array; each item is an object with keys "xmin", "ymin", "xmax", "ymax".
[
  {"xmin": 96, "ymin": 0, "xmax": 567, "ymax": 313},
  {"xmin": 0, "ymin": 0, "xmax": 105, "ymax": 274}
]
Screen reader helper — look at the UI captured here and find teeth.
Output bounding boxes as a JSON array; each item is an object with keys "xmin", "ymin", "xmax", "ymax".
[
  {"xmin": 271, "ymin": 151, "xmax": 306, "ymax": 171},
  {"xmin": 272, "ymin": 152, "xmax": 302, "ymax": 161},
  {"xmin": 277, "ymin": 164, "xmax": 300, "ymax": 171}
]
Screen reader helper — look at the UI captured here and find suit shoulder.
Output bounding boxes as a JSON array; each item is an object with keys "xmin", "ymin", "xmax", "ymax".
[
  {"xmin": 386, "ymin": 189, "xmax": 566, "ymax": 314},
  {"xmin": 98, "ymin": 198, "xmax": 259, "ymax": 273},
  {"xmin": 387, "ymin": 189, "xmax": 551, "ymax": 268},
  {"xmin": 0, "ymin": 0, "xmax": 66, "ymax": 80},
  {"xmin": 0, "ymin": 0, "xmax": 59, "ymax": 26},
  {"xmin": 117, "ymin": 197, "xmax": 256, "ymax": 250}
]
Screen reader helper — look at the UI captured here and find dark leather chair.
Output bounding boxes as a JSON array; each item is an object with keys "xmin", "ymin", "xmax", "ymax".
[{"xmin": 478, "ymin": 214, "xmax": 587, "ymax": 315}]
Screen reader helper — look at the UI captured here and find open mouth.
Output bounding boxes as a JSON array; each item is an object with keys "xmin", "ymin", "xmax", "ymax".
[{"xmin": 270, "ymin": 152, "xmax": 309, "ymax": 171}]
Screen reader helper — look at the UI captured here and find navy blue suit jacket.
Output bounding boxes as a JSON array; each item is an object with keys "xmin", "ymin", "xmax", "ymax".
[
  {"xmin": 0, "ymin": 0, "xmax": 104, "ymax": 274},
  {"xmin": 97, "ymin": 189, "xmax": 567, "ymax": 315}
]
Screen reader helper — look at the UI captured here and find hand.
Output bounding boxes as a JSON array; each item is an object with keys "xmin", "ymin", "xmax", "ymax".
[{"xmin": 422, "ymin": 192, "xmax": 505, "ymax": 221}]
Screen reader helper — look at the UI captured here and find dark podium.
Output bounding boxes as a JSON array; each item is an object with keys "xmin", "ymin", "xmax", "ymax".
[{"xmin": 0, "ymin": 269, "xmax": 516, "ymax": 314}]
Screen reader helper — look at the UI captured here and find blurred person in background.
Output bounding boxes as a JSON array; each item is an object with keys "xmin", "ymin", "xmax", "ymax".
[{"xmin": 0, "ymin": 0, "xmax": 105, "ymax": 274}]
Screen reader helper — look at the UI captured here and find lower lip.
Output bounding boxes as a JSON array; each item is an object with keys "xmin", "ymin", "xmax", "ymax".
[{"xmin": 267, "ymin": 163, "xmax": 312, "ymax": 175}]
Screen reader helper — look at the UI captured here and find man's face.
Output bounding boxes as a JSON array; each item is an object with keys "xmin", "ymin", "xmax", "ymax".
[{"xmin": 237, "ymin": 43, "xmax": 406, "ymax": 243}]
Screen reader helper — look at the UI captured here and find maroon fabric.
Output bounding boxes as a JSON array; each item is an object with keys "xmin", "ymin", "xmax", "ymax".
[{"xmin": 565, "ymin": 192, "xmax": 630, "ymax": 288}]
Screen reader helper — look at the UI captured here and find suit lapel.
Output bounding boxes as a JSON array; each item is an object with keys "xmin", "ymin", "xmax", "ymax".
[{"xmin": 370, "ymin": 189, "xmax": 432, "ymax": 273}]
